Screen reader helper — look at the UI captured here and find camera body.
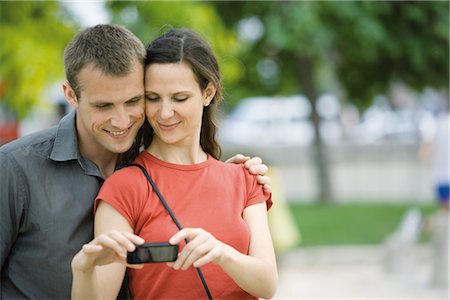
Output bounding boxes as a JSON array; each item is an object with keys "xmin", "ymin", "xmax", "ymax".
[{"xmin": 127, "ymin": 242, "xmax": 179, "ymax": 264}]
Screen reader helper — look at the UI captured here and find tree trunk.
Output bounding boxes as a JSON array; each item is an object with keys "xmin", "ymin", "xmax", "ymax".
[{"xmin": 298, "ymin": 55, "xmax": 332, "ymax": 203}]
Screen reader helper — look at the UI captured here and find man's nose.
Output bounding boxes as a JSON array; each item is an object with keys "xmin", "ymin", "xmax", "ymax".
[{"xmin": 111, "ymin": 107, "xmax": 130, "ymax": 129}]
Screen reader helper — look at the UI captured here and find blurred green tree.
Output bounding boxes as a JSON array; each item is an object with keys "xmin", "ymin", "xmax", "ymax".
[
  {"xmin": 0, "ymin": 2, "xmax": 76, "ymax": 118},
  {"xmin": 212, "ymin": 1, "xmax": 448, "ymax": 108},
  {"xmin": 211, "ymin": 1, "xmax": 449, "ymax": 202}
]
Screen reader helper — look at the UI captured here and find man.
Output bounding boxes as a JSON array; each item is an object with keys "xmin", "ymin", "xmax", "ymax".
[{"xmin": 0, "ymin": 24, "xmax": 270, "ymax": 298}]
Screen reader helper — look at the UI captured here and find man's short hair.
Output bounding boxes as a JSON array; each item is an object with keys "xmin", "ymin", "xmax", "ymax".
[{"xmin": 64, "ymin": 24, "xmax": 146, "ymax": 98}]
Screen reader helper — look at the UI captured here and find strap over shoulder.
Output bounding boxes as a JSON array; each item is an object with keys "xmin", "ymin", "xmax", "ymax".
[{"xmin": 128, "ymin": 163, "xmax": 213, "ymax": 299}]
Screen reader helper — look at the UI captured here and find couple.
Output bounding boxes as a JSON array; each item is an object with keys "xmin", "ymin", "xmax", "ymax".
[{"xmin": 1, "ymin": 24, "xmax": 277, "ymax": 299}]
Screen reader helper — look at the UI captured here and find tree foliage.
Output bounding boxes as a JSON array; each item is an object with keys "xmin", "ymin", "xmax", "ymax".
[
  {"xmin": 210, "ymin": 1, "xmax": 448, "ymax": 202},
  {"xmin": 327, "ymin": 1, "xmax": 449, "ymax": 109},
  {"xmin": 212, "ymin": 1, "xmax": 449, "ymax": 110},
  {"xmin": 0, "ymin": 2, "xmax": 77, "ymax": 118}
]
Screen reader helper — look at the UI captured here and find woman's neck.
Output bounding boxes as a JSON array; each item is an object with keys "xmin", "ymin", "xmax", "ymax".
[{"xmin": 147, "ymin": 140, "xmax": 207, "ymax": 165}]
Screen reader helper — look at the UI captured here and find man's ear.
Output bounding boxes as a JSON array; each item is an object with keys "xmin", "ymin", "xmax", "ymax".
[
  {"xmin": 203, "ymin": 82, "xmax": 216, "ymax": 107},
  {"xmin": 62, "ymin": 81, "xmax": 79, "ymax": 108}
]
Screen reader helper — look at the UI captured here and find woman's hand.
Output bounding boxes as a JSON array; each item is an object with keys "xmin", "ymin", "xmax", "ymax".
[
  {"xmin": 71, "ymin": 231, "xmax": 145, "ymax": 272},
  {"xmin": 225, "ymin": 154, "xmax": 272, "ymax": 193},
  {"xmin": 168, "ymin": 228, "xmax": 229, "ymax": 270}
]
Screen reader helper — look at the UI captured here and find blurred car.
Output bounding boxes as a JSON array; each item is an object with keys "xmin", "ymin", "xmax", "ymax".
[
  {"xmin": 218, "ymin": 95, "xmax": 315, "ymax": 147},
  {"xmin": 348, "ymin": 108, "xmax": 424, "ymax": 144}
]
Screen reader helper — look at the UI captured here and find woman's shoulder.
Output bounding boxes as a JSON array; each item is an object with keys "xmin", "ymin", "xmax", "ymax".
[
  {"xmin": 210, "ymin": 156, "xmax": 246, "ymax": 171},
  {"xmin": 99, "ymin": 160, "xmax": 153, "ymax": 202},
  {"xmin": 115, "ymin": 164, "xmax": 145, "ymax": 177},
  {"xmin": 107, "ymin": 161, "xmax": 150, "ymax": 187},
  {"xmin": 209, "ymin": 157, "xmax": 250, "ymax": 182}
]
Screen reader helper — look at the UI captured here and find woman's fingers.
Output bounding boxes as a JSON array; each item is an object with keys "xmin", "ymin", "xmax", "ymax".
[
  {"xmin": 95, "ymin": 231, "xmax": 143, "ymax": 254},
  {"xmin": 169, "ymin": 227, "xmax": 198, "ymax": 244},
  {"xmin": 169, "ymin": 228, "xmax": 224, "ymax": 270},
  {"xmin": 81, "ymin": 244, "xmax": 103, "ymax": 253},
  {"xmin": 186, "ymin": 239, "xmax": 219, "ymax": 269},
  {"xmin": 193, "ymin": 245, "xmax": 222, "ymax": 268},
  {"xmin": 73, "ymin": 231, "xmax": 145, "ymax": 272},
  {"xmin": 176, "ymin": 233, "xmax": 211, "ymax": 270},
  {"xmin": 94, "ymin": 233, "xmax": 128, "ymax": 258},
  {"xmin": 123, "ymin": 232, "xmax": 145, "ymax": 246}
]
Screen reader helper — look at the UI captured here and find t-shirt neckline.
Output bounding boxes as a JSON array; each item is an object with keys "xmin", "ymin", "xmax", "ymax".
[{"xmin": 141, "ymin": 151, "xmax": 212, "ymax": 171}]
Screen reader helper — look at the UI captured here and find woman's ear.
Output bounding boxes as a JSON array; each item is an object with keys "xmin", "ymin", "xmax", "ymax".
[
  {"xmin": 203, "ymin": 82, "xmax": 216, "ymax": 107},
  {"xmin": 62, "ymin": 81, "xmax": 79, "ymax": 108}
]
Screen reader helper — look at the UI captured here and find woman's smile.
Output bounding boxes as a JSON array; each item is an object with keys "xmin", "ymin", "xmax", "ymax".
[{"xmin": 157, "ymin": 121, "xmax": 180, "ymax": 131}]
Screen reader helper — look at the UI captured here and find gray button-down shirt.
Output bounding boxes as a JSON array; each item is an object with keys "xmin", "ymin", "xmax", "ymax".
[{"xmin": 0, "ymin": 111, "xmax": 106, "ymax": 298}]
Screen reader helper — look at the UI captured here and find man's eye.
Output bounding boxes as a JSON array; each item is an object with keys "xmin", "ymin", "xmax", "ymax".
[{"xmin": 96, "ymin": 104, "xmax": 110, "ymax": 109}]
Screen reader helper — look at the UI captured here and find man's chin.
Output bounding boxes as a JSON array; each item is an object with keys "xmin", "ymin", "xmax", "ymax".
[{"xmin": 105, "ymin": 141, "xmax": 134, "ymax": 155}]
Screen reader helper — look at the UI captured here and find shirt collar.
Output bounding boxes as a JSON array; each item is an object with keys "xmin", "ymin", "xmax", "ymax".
[
  {"xmin": 49, "ymin": 110, "xmax": 79, "ymax": 162},
  {"xmin": 49, "ymin": 110, "xmax": 109, "ymax": 179}
]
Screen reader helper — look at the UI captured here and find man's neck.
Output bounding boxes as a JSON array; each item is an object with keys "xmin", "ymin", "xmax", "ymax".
[
  {"xmin": 77, "ymin": 138, "xmax": 118, "ymax": 178},
  {"xmin": 92, "ymin": 153, "xmax": 118, "ymax": 178}
]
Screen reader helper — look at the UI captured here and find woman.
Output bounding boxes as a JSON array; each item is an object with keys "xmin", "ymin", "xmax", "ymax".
[{"xmin": 71, "ymin": 28, "xmax": 277, "ymax": 299}]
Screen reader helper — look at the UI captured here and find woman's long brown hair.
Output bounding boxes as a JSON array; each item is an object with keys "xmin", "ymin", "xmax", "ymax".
[{"xmin": 120, "ymin": 28, "xmax": 223, "ymax": 166}]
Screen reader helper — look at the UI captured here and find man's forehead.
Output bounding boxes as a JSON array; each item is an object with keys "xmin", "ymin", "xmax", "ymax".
[{"xmin": 77, "ymin": 67, "xmax": 144, "ymax": 103}]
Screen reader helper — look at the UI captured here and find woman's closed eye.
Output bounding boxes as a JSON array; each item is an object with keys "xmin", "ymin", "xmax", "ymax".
[
  {"xmin": 145, "ymin": 94, "xmax": 189, "ymax": 102},
  {"xmin": 146, "ymin": 96, "xmax": 159, "ymax": 102}
]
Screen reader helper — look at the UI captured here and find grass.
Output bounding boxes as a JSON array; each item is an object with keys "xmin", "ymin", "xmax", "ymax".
[{"xmin": 287, "ymin": 202, "xmax": 438, "ymax": 247}]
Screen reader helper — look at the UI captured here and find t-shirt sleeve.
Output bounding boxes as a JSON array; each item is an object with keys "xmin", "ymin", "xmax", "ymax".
[
  {"xmin": 95, "ymin": 167, "xmax": 148, "ymax": 228},
  {"xmin": 241, "ymin": 165, "xmax": 273, "ymax": 210}
]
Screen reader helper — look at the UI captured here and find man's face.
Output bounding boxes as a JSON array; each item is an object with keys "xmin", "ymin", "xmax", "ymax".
[{"xmin": 67, "ymin": 63, "xmax": 145, "ymax": 157}]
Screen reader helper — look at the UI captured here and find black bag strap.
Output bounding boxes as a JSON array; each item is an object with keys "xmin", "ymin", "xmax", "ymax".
[{"xmin": 130, "ymin": 163, "xmax": 213, "ymax": 300}]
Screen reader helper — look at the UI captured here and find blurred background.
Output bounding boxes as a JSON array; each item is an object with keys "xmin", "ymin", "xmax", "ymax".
[{"xmin": 0, "ymin": 1, "xmax": 448, "ymax": 299}]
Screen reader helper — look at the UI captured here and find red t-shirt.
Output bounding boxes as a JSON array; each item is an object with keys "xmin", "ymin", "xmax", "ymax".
[{"xmin": 95, "ymin": 151, "xmax": 272, "ymax": 299}]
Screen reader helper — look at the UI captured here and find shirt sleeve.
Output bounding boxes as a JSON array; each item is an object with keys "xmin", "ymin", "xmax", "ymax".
[
  {"xmin": 241, "ymin": 165, "xmax": 273, "ymax": 210},
  {"xmin": 0, "ymin": 152, "xmax": 27, "ymax": 269},
  {"xmin": 95, "ymin": 166, "xmax": 149, "ymax": 229}
]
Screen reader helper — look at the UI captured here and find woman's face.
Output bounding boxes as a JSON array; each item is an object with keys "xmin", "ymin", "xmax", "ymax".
[{"xmin": 144, "ymin": 62, "xmax": 214, "ymax": 148}]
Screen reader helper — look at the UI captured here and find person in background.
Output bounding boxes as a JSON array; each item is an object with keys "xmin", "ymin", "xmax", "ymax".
[
  {"xmin": 419, "ymin": 106, "xmax": 449, "ymax": 287},
  {"xmin": 0, "ymin": 24, "xmax": 271, "ymax": 299},
  {"xmin": 427, "ymin": 109, "xmax": 449, "ymax": 287},
  {"xmin": 430, "ymin": 109, "xmax": 449, "ymax": 211},
  {"xmin": 71, "ymin": 28, "xmax": 278, "ymax": 299}
]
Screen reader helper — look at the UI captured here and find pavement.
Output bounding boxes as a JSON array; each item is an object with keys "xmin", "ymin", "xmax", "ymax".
[{"xmin": 273, "ymin": 244, "xmax": 449, "ymax": 300}]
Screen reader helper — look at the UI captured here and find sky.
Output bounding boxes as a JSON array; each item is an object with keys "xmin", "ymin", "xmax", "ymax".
[{"xmin": 61, "ymin": 0, "xmax": 110, "ymax": 27}]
